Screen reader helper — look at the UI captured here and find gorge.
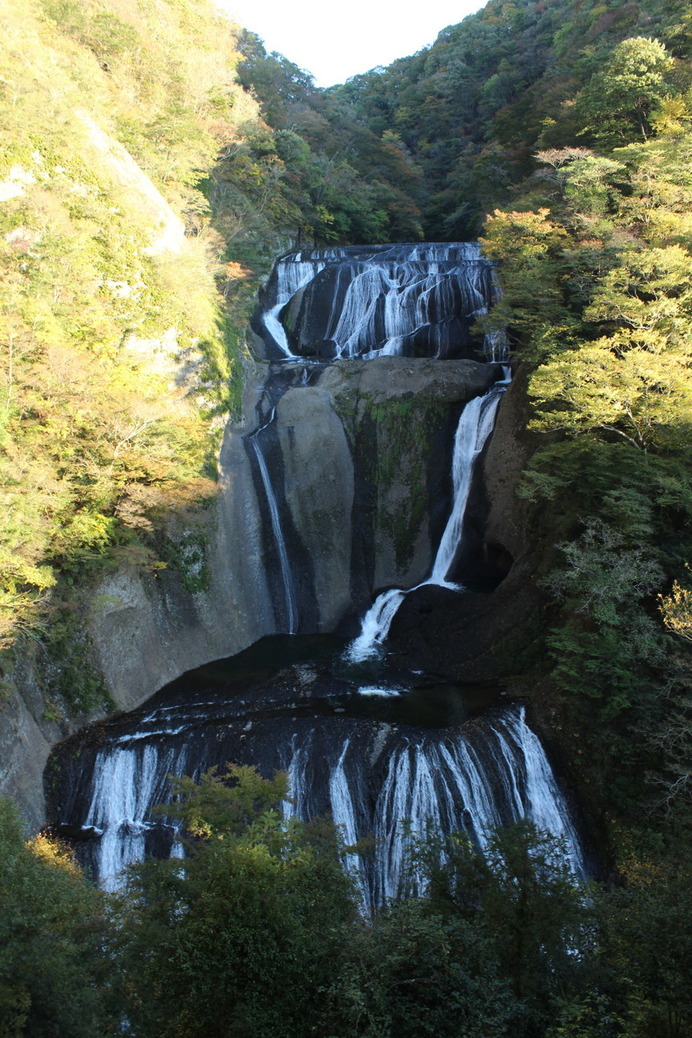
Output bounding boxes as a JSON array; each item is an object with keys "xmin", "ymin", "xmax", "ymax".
[
  {"xmin": 2, "ymin": 3, "xmax": 690, "ymax": 1032},
  {"xmin": 46, "ymin": 243, "xmax": 586, "ymax": 898}
]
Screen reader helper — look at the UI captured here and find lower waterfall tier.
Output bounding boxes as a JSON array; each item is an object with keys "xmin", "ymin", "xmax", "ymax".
[{"xmin": 46, "ymin": 636, "xmax": 585, "ymax": 906}]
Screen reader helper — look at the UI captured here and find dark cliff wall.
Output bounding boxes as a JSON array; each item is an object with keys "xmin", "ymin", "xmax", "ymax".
[{"xmin": 389, "ymin": 369, "xmax": 545, "ymax": 684}]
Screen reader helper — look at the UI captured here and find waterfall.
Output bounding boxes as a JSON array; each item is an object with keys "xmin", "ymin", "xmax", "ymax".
[
  {"xmin": 48, "ymin": 241, "xmax": 587, "ymax": 909},
  {"xmin": 247, "ymin": 243, "xmax": 501, "ymax": 642},
  {"xmin": 248, "ymin": 243, "xmax": 503, "ymax": 642},
  {"xmin": 367, "ymin": 708, "xmax": 586, "ymax": 907},
  {"xmin": 347, "ymin": 588, "xmax": 407, "ymax": 659},
  {"xmin": 82, "ymin": 741, "xmax": 188, "ymax": 892},
  {"xmin": 429, "ymin": 380, "xmax": 507, "ymax": 585},
  {"xmin": 490, "ymin": 708, "xmax": 584, "ymax": 877},
  {"xmin": 347, "ymin": 373, "xmax": 509, "ymax": 663},
  {"xmin": 256, "ymin": 243, "xmax": 496, "ymax": 361},
  {"xmin": 246, "ymin": 430, "xmax": 298, "ymax": 634},
  {"xmin": 326, "ymin": 738, "xmax": 369, "ymax": 903},
  {"xmin": 53, "ymin": 693, "xmax": 585, "ymax": 903},
  {"xmin": 260, "ymin": 253, "xmax": 330, "ymax": 358},
  {"xmin": 242, "ymin": 361, "xmax": 324, "ymax": 636}
]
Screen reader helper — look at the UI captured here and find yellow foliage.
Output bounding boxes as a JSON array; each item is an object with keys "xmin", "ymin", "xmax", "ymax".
[
  {"xmin": 659, "ymin": 572, "xmax": 692, "ymax": 642},
  {"xmin": 480, "ymin": 207, "xmax": 568, "ymax": 262},
  {"xmin": 27, "ymin": 832, "xmax": 82, "ymax": 877},
  {"xmin": 0, "ymin": 0, "xmax": 267, "ymax": 647}
]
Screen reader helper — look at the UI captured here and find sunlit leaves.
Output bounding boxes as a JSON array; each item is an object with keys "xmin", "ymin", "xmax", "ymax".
[
  {"xmin": 584, "ymin": 245, "xmax": 692, "ymax": 336},
  {"xmin": 477, "ymin": 62, "xmax": 692, "ymax": 819},
  {"xmin": 0, "ymin": 798, "xmax": 112, "ymax": 1037},
  {"xmin": 166, "ymin": 765, "xmax": 290, "ymax": 842},
  {"xmin": 659, "ymin": 571, "xmax": 692, "ymax": 642},
  {"xmin": 575, "ymin": 37, "xmax": 676, "ymax": 147},
  {"xmin": 479, "ymin": 209, "xmax": 573, "ymax": 350},
  {"xmin": 529, "ymin": 340, "xmax": 692, "ymax": 450},
  {"xmin": 0, "ymin": 0, "xmax": 261, "ymax": 651}
]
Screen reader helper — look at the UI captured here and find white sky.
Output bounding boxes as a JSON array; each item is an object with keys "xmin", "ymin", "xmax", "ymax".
[{"xmin": 215, "ymin": 1, "xmax": 487, "ymax": 88}]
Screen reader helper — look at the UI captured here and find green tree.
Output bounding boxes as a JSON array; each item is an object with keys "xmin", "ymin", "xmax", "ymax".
[
  {"xmin": 576, "ymin": 37, "xmax": 676, "ymax": 148},
  {"xmin": 0, "ymin": 798, "xmax": 115, "ymax": 1037},
  {"xmin": 114, "ymin": 765, "xmax": 358, "ymax": 1038},
  {"xmin": 479, "ymin": 208, "xmax": 573, "ymax": 356},
  {"xmin": 408, "ymin": 821, "xmax": 588, "ymax": 1038},
  {"xmin": 596, "ymin": 866, "xmax": 692, "ymax": 1038},
  {"xmin": 325, "ymin": 897, "xmax": 515, "ymax": 1038}
]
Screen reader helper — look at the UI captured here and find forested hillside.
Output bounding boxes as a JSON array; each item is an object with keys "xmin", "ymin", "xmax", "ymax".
[
  {"xmin": 0, "ymin": 0, "xmax": 252, "ymax": 698},
  {"xmin": 0, "ymin": 0, "xmax": 416, "ymax": 712},
  {"xmin": 331, "ymin": 0, "xmax": 692, "ymax": 237}
]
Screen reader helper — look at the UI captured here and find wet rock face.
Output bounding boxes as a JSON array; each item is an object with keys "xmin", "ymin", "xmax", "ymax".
[
  {"xmin": 275, "ymin": 385, "xmax": 354, "ymax": 630},
  {"xmin": 251, "ymin": 243, "xmax": 496, "ymax": 362},
  {"xmin": 387, "ymin": 563, "xmax": 544, "ymax": 683},
  {"xmin": 45, "ymin": 634, "xmax": 585, "ymax": 903},
  {"xmin": 83, "ymin": 355, "xmax": 500, "ymax": 721}
]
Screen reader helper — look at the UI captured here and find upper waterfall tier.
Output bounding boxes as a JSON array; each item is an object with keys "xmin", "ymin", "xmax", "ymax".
[{"xmin": 251, "ymin": 242, "xmax": 498, "ymax": 362}]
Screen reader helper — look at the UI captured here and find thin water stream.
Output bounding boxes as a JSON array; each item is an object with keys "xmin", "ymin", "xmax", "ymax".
[{"xmin": 347, "ymin": 370, "xmax": 510, "ymax": 662}]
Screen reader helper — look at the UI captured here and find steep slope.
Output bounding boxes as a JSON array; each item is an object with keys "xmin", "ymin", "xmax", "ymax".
[{"xmin": 332, "ymin": 0, "xmax": 691, "ymax": 237}]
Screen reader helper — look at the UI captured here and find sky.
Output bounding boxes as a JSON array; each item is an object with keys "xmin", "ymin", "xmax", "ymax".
[{"xmin": 216, "ymin": 1, "xmax": 487, "ymax": 88}]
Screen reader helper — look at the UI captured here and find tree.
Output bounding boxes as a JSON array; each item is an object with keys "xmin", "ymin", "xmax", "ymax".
[
  {"xmin": 407, "ymin": 821, "xmax": 588, "ymax": 1038},
  {"xmin": 576, "ymin": 38, "xmax": 676, "ymax": 148},
  {"xmin": 596, "ymin": 866, "xmax": 692, "ymax": 1038},
  {"xmin": 0, "ymin": 798, "xmax": 115, "ymax": 1037},
  {"xmin": 114, "ymin": 766, "xmax": 358, "ymax": 1038},
  {"xmin": 479, "ymin": 208, "xmax": 573, "ymax": 356},
  {"xmin": 659, "ymin": 571, "xmax": 692, "ymax": 643},
  {"xmin": 325, "ymin": 897, "xmax": 515, "ymax": 1038}
]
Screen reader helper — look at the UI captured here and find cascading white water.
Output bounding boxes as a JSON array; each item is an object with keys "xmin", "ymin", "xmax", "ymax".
[
  {"xmin": 262, "ymin": 254, "xmax": 329, "ymax": 358},
  {"xmin": 347, "ymin": 375, "xmax": 509, "ymax": 662},
  {"xmin": 278, "ymin": 705, "xmax": 585, "ymax": 911},
  {"xmin": 84, "ymin": 742, "xmax": 187, "ymax": 892},
  {"xmin": 259, "ymin": 243, "xmax": 496, "ymax": 361},
  {"xmin": 430, "ymin": 380, "xmax": 508, "ymax": 585},
  {"xmin": 374, "ymin": 741, "xmax": 444, "ymax": 903},
  {"xmin": 247, "ymin": 432, "xmax": 298, "ymax": 634},
  {"xmin": 491, "ymin": 708, "xmax": 585, "ymax": 878},
  {"xmin": 283, "ymin": 735, "xmax": 368, "ymax": 907},
  {"xmin": 75, "ymin": 702, "xmax": 584, "ymax": 898},
  {"xmin": 347, "ymin": 588, "xmax": 406, "ymax": 659},
  {"xmin": 327, "ymin": 739, "xmax": 369, "ymax": 902},
  {"xmin": 251, "ymin": 243, "xmax": 502, "ymax": 643}
]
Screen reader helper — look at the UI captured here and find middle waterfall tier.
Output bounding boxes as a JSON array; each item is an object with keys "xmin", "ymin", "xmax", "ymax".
[
  {"xmin": 238, "ymin": 356, "xmax": 505, "ymax": 638},
  {"xmin": 347, "ymin": 371, "xmax": 510, "ymax": 662}
]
